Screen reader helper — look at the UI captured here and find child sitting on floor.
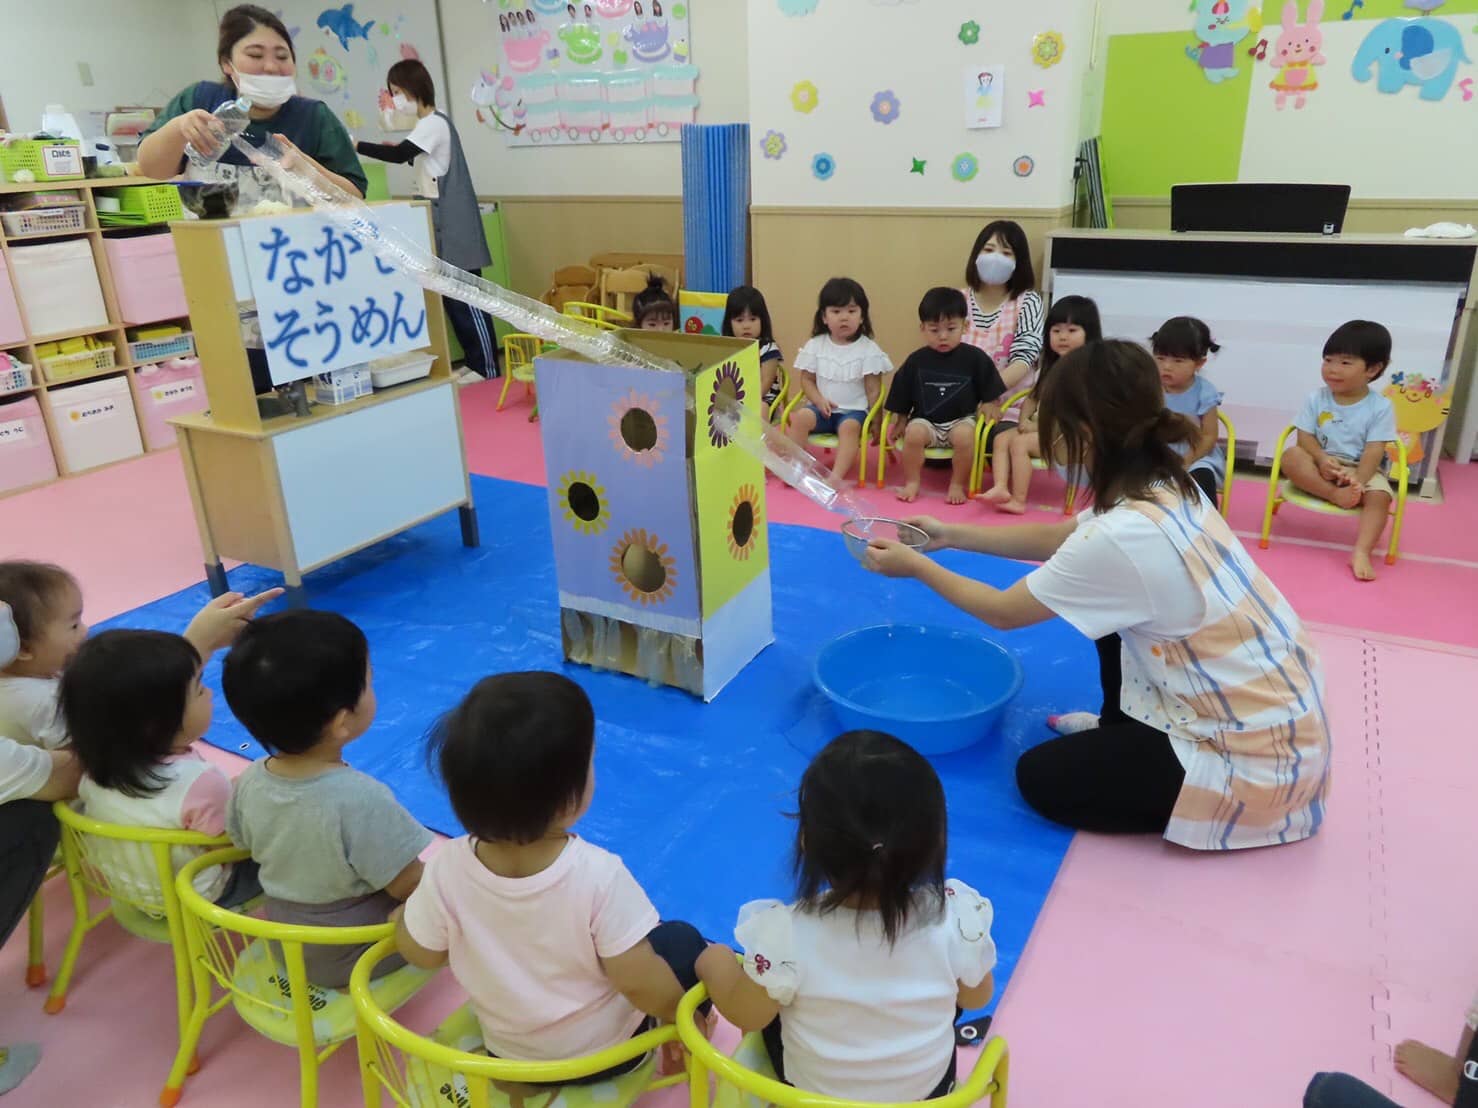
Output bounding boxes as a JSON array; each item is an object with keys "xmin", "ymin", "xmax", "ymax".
[
  {"xmin": 59, "ymin": 630, "xmax": 261, "ymax": 908},
  {"xmin": 1280, "ymin": 320, "xmax": 1398, "ymax": 581},
  {"xmin": 632, "ymin": 274, "xmax": 677, "ymax": 331},
  {"xmin": 223, "ymin": 609, "xmax": 431, "ymax": 987},
  {"xmin": 788, "ymin": 277, "xmax": 894, "ymax": 489},
  {"xmin": 885, "ymin": 287, "xmax": 1006, "ymax": 506},
  {"xmin": 0, "ymin": 561, "xmax": 278, "ymax": 750},
  {"xmin": 697, "ymin": 731, "xmax": 996, "ymax": 1102},
  {"xmin": 396, "ymin": 672, "xmax": 707, "ymax": 1077},
  {"xmin": 723, "ymin": 286, "xmax": 785, "ymax": 412},
  {"xmin": 1152, "ymin": 316, "xmax": 1226, "ymax": 508},
  {"xmin": 984, "ymin": 295, "xmax": 1101, "ymax": 514}
]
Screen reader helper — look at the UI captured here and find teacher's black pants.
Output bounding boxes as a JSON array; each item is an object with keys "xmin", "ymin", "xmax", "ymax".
[
  {"xmin": 1015, "ymin": 634, "xmax": 1187, "ymax": 834},
  {"xmin": 0, "ymin": 800, "xmax": 60, "ymax": 947}
]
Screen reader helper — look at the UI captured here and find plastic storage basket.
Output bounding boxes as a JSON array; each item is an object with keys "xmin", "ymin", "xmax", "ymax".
[
  {"xmin": 40, "ymin": 344, "xmax": 117, "ymax": 384},
  {"xmin": 128, "ymin": 332, "xmax": 195, "ymax": 363},
  {"xmin": 0, "ymin": 360, "xmax": 33, "ymax": 395},
  {"xmin": 0, "ymin": 140, "xmax": 84, "ymax": 182},
  {"xmin": 98, "ymin": 185, "xmax": 184, "ymax": 225},
  {"xmin": 1, "ymin": 206, "xmax": 88, "ymax": 237}
]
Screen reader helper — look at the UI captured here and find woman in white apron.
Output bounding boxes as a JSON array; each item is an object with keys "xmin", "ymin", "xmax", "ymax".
[
  {"xmin": 358, "ymin": 60, "xmax": 497, "ymax": 381},
  {"xmin": 866, "ymin": 341, "xmax": 1331, "ymax": 851}
]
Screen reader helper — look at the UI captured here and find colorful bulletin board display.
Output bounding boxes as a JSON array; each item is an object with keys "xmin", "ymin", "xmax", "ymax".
[
  {"xmin": 238, "ymin": 204, "xmax": 433, "ymax": 387},
  {"xmin": 211, "ymin": 0, "xmax": 446, "ymax": 142},
  {"xmin": 677, "ymin": 289, "xmax": 727, "ymax": 335},
  {"xmin": 535, "ymin": 332, "xmax": 772, "ymax": 701},
  {"xmin": 1100, "ymin": 2, "xmax": 1478, "ymax": 202},
  {"xmin": 484, "ymin": 1, "xmax": 701, "ymax": 145}
]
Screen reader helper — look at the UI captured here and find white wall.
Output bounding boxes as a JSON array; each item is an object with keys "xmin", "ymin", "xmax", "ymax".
[
  {"xmin": 440, "ymin": 0, "xmax": 749, "ymax": 198},
  {"xmin": 748, "ymin": 0, "xmax": 1098, "ymax": 209},
  {"xmin": 0, "ymin": 0, "xmax": 217, "ymax": 132}
]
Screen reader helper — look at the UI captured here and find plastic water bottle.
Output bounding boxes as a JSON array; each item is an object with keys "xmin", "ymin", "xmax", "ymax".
[{"xmin": 184, "ymin": 97, "xmax": 252, "ymax": 169}]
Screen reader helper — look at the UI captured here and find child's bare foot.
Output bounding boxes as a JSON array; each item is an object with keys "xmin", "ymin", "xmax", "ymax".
[
  {"xmin": 982, "ymin": 486, "xmax": 1012, "ymax": 504},
  {"xmin": 1394, "ymin": 1039, "xmax": 1460, "ymax": 1103},
  {"xmin": 946, "ymin": 482, "xmax": 968, "ymax": 506},
  {"xmin": 1351, "ymin": 550, "xmax": 1377, "ymax": 582},
  {"xmin": 1333, "ymin": 485, "xmax": 1363, "ymax": 510},
  {"xmin": 896, "ymin": 481, "xmax": 921, "ymax": 503},
  {"xmin": 996, "ymin": 498, "xmax": 1027, "ymax": 515}
]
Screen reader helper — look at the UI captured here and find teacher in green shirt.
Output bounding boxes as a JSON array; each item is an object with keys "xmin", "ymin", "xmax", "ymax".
[{"xmin": 138, "ymin": 4, "xmax": 366, "ymax": 200}]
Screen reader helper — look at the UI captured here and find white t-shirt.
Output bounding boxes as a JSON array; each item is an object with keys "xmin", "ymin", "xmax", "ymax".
[
  {"xmin": 402, "ymin": 835, "xmax": 659, "ymax": 1060},
  {"xmin": 1026, "ymin": 500, "xmax": 1207, "ymax": 767},
  {"xmin": 0, "ymin": 674, "xmax": 66, "ymax": 749},
  {"xmin": 793, "ymin": 335, "xmax": 893, "ymax": 412},
  {"xmin": 735, "ymin": 880, "xmax": 996, "ymax": 1102},
  {"xmin": 79, "ymin": 748, "xmax": 233, "ymax": 901},
  {"xmin": 1293, "ymin": 386, "xmax": 1397, "ymax": 462},
  {"xmin": 407, "ymin": 112, "xmax": 452, "ymax": 200},
  {"xmin": 0, "ymin": 736, "xmax": 51, "ymax": 805}
]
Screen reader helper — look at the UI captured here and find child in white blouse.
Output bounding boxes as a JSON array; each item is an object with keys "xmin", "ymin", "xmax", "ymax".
[
  {"xmin": 697, "ymin": 731, "xmax": 996, "ymax": 1102},
  {"xmin": 786, "ymin": 277, "xmax": 894, "ymax": 488}
]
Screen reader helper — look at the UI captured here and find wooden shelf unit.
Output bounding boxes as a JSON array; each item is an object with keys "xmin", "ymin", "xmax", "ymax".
[{"xmin": 0, "ymin": 175, "xmax": 188, "ymax": 493}]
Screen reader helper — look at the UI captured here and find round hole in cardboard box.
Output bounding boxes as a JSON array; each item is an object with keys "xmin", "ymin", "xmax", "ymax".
[
  {"xmin": 567, "ymin": 481, "xmax": 601, "ymax": 522},
  {"xmin": 619, "ymin": 408, "xmax": 659, "ymax": 453},
  {"xmin": 621, "ymin": 543, "xmax": 668, "ymax": 594},
  {"xmin": 731, "ymin": 500, "xmax": 755, "ymax": 549}
]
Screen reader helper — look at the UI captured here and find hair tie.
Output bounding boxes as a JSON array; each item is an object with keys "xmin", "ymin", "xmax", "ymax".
[{"xmin": 870, "ymin": 842, "xmax": 884, "ymax": 852}]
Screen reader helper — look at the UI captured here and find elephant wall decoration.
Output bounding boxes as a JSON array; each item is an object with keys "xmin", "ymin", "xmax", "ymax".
[{"xmin": 1351, "ymin": 17, "xmax": 1472, "ymax": 101}]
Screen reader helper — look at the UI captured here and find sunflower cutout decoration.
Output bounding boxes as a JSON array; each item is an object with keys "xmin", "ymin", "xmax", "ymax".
[
  {"xmin": 707, "ymin": 362, "xmax": 746, "ymax": 448},
  {"xmin": 727, "ymin": 485, "xmax": 761, "ymax": 561},
  {"xmin": 608, "ymin": 390, "xmax": 671, "ymax": 467},
  {"xmin": 611, "ymin": 529, "xmax": 678, "ymax": 605},
  {"xmin": 557, "ymin": 471, "xmax": 610, "ymax": 535}
]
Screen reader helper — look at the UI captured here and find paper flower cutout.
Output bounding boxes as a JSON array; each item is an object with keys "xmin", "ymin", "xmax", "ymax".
[
  {"xmin": 791, "ymin": 80, "xmax": 820, "ymax": 114},
  {"xmin": 1028, "ymin": 89, "xmax": 1046, "ymax": 108},
  {"xmin": 812, "ymin": 152, "xmax": 836, "ymax": 180},
  {"xmin": 951, "ymin": 153, "xmax": 979, "ymax": 182},
  {"xmin": 959, "ymin": 20, "xmax": 980, "ymax": 45},
  {"xmin": 778, "ymin": 0, "xmax": 820, "ymax": 14},
  {"xmin": 1013, "ymin": 155, "xmax": 1035, "ymax": 178},
  {"xmin": 727, "ymin": 485, "xmax": 761, "ymax": 561},
  {"xmin": 870, "ymin": 89, "xmax": 901, "ymax": 124},
  {"xmin": 1032, "ymin": 30, "xmax": 1065, "ymax": 68},
  {"xmin": 557, "ymin": 471, "xmax": 610, "ymax": 535},
  {"xmin": 708, "ymin": 362, "xmax": 746, "ymax": 448},
  {"xmin": 910, "ymin": 157, "xmax": 927, "ymax": 175},
  {"xmin": 608, "ymin": 390, "xmax": 671, "ymax": 467},
  {"xmin": 611, "ymin": 529, "xmax": 677, "ymax": 605},
  {"xmin": 761, "ymin": 130, "xmax": 788, "ymax": 160}
]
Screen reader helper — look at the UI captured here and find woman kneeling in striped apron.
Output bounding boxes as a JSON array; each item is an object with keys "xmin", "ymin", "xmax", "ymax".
[{"xmin": 864, "ymin": 340, "xmax": 1330, "ymax": 852}]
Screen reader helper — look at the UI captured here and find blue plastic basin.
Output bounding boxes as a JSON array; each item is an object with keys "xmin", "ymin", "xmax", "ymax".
[{"xmin": 813, "ymin": 624, "xmax": 1023, "ymax": 756}]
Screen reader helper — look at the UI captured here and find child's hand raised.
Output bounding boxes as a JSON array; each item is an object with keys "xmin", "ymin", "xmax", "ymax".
[{"xmin": 184, "ymin": 589, "xmax": 286, "ymax": 656}]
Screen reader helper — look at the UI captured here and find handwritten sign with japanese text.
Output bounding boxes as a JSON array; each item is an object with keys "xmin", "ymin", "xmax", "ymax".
[{"xmin": 241, "ymin": 204, "xmax": 433, "ymax": 386}]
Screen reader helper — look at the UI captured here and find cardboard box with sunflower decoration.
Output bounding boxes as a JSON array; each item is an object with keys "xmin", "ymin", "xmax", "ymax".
[{"xmin": 534, "ymin": 331, "xmax": 772, "ymax": 700}]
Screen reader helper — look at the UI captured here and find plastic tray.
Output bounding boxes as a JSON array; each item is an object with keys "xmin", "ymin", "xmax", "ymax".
[
  {"xmin": 40, "ymin": 345, "xmax": 117, "ymax": 383},
  {"xmin": 1, "ymin": 206, "xmax": 87, "ymax": 236},
  {"xmin": 128, "ymin": 332, "xmax": 195, "ymax": 364},
  {"xmin": 369, "ymin": 351, "xmax": 436, "ymax": 389}
]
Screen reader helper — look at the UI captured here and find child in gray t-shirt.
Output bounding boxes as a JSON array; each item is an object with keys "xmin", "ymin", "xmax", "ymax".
[{"xmin": 223, "ymin": 610, "xmax": 431, "ymax": 987}]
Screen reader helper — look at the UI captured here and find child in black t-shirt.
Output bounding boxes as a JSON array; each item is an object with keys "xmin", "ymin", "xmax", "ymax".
[{"xmin": 885, "ymin": 288, "xmax": 1006, "ymax": 505}]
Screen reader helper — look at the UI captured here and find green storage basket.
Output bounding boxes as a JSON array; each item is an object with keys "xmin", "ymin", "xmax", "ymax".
[
  {"xmin": 0, "ymin": 140, "xmax": 85, "ymax": 182},
  {"xmin": 99, "ymin": 185, "xmax": 184, "ymax": 225}
]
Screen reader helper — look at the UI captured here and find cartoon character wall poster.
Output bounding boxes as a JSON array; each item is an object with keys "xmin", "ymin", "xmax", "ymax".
[
  {"xmin": 487, "ymin": 1, "xmax": 701, "ymax": 146},
  {"xmin": 963, "ymin": 65, "xmax": 1004, "ymax": 129},
  {"xmin": 1269, "ymin": 0, "xmax": 1325, "ymax": 110},
  {"xmin": 1186, "ymin": 0, "xmax": 1263, "ymax": 83}
]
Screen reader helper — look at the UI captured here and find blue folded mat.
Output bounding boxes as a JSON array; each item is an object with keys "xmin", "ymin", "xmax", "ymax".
[{"xmin": 100, "ymin": 475, "xmax": 1093, "ymax": 1009}]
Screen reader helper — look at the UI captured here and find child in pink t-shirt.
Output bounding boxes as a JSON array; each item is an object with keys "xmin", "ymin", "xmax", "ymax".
[{"xmin": 396, "ymin": 672, "xmax": 707, "ymax": 1078}]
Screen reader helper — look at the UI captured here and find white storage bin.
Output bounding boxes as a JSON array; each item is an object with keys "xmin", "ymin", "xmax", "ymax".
[
  {"xmin": 9, "ymin": 239, "xmax": 108, "ymax": 337},
  {"xmin": 369, "ymin": 351, "xmax": 435, "ymax": 389},
  {"xmin": 44, "ymin": 375, "xmax": 143, "ymax": 472},
  {"xmin": 0, "ymin": 252, "xmax": 25, "ymax": 345}
]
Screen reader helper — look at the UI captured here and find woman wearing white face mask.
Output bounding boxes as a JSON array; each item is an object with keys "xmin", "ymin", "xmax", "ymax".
[
  {"xmin": 138, "ymin": 4, "xmax": 366, "ymax": 200},
  {"xmin": 356, "ymin": 61, "xmax": 497, "ymax": 381},
  {"xmin": 960, "ymin": 220, "xmax": 1044, "ymax": 394}
]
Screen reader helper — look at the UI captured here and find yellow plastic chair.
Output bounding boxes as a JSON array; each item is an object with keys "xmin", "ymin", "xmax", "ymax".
[
  {"xmin": 1213, "ymin": 410, "xmax": 1236, "ymax": 518},
  {"xmin": 968, "ymin": 389, "xmax": 1080, "ymax": 516},
  {"xmin": 162, "ymin": 848, "xmax": 432, "ymax": 1108},
  {"xmin": 44, "ymin": 803, "xmax": 236, "ymax": 1038},
  {"xmin": 1258, "ymin": 424, "xmax": 1410, "ymax": 565},
  {"xmin": 563, "ymin": 302, "xmax": 633, "ymax": 331},
  {"xmin": 352, "ymin": 937, "xmax": 689, "ymax": 1108},
  {"xmin": 24, "ymin": 854, "xmax": 63, "ymax": 987},
  {"xmin": 780, "ymin": 390, "xmax": 888, "ymax": 486},
  {"xmin": 675, "ymin": 984, "xmax": 1009, "ymax": 1108},
  {"xmin": 872, "ymin": 411, "xmax": 984, "ymax": 492},
  {"xmin": 496, "ymin": 334, "xmax": 543, "ymax": 415},
  {"xmin": 766, "ymin": 364, "xmax": 792, "ymax": 424}
]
